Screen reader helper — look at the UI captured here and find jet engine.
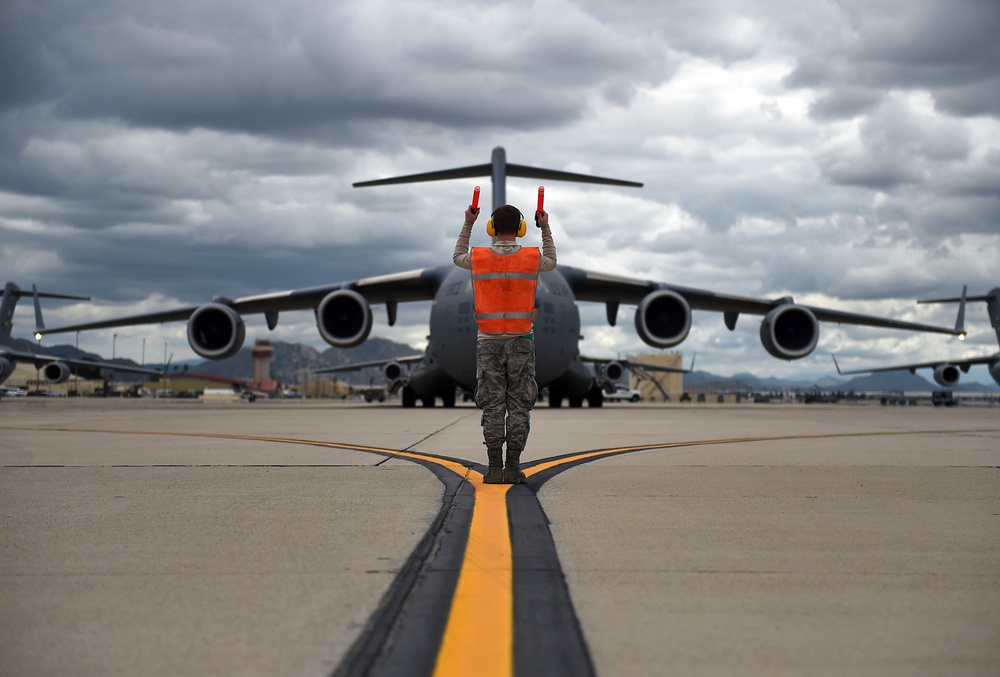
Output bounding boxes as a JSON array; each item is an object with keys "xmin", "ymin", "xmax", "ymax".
[
  {"xmin": 932, "ymin": 363, "xmax": 960, "ymax": 387},
  {"xmin": 634, "ymin": 290, "xmax": 691, "ymax": 349},
  {"xmin": 383, "ymin": 361, "xmax": 404, "ymax": 382},
  {"xmin": 317, "ymin": 290, "xmax": 372, "ymax": 348},
  {"xmin": 601, "ymin": 361, "xmax": 626, "ymax": 383},
  {"xmin": 759, "ymin": 304, "xmax": 819, "ymax": 360},
  {"xmin": 42, "ymin": 361, "xmax": 71, "ymax": 384},
  {"xmin": 187, "ymin": 302, "xmax": 246, "ymax": 360},
  {"xmin": 0, "ymin": 357, "xmax": 15, "ymax": 383},
  {"xmin": 382, "ymin": 361, "xmax": 408, "ymax": 393}
]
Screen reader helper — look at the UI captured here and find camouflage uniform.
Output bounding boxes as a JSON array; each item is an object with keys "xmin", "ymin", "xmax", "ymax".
[{"xmin": 475, "ymin": 336, "xmax": 538, "ymax": 455}]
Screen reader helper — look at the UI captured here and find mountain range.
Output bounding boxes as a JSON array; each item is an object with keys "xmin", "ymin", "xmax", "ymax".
[{"xmin": 17, "ymin": 336, "xmax": 1000, "ymax": 393}]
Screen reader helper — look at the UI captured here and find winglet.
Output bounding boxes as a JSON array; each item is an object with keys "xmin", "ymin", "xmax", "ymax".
[
  {"xmin": 688, "ymin": 351, "xmax": 697, "ymax": 372},
  {"xmin": 832, "ymin": 353, "xmax": 844, "ymax": 375},
  {"xmin": 32, "ymin": 285, "xmax": 45, "ymax": 339},
  {"xmin": 955, "ymin": 285, "xmax": 967, "ymax": 340}
]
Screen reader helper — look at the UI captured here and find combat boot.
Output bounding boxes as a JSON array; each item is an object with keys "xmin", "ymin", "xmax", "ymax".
[
  {"xmin": 483, "ymin": 449, "xmax": 504, "ymax": 484},
  {"xmin": 503, "ymin": 448, "xmax": 526, "ymax": 484}
]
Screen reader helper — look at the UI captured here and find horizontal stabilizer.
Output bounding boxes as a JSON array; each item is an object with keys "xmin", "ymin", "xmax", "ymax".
[
  {"xmin": 505, "ymin": 163, "xmax": 642, "ymax": 187},
  {"xmin": 354, "ymin": 162, "xmax": 643, "ymax": 188},
  {"xmin": 354, "ymin": 147, "xmax": 643, "ymax": 189},
  {"xmin": 354, "ymin": 164, "xmax": 492, "ymax": 187}
]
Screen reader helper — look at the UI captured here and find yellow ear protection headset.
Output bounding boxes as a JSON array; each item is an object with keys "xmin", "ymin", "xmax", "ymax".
[{"xmin": 486, "ymin": 206, "xmax": 527, "ymax": 238}]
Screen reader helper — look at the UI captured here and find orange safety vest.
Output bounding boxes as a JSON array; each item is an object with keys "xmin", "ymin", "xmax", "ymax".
[{"xmin": 470, "ymin": 247, "xmax": 540, "ymax": 334}]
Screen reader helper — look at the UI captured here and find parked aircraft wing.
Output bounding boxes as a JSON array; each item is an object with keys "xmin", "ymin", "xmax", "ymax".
[
  {"xmin": 581, "ymin": 354, "xmax": 695, "ymax": 375},
  {"xmin": 1, "ymin": 347, "xmax": 165, "ymax": 381},
  {"xmin": 313, "ymin": 355, "xmax": 425, "ymax": 375},
  {"xmin": 832, "ymin": 353, "xmax": 994, "ymax": 376}
]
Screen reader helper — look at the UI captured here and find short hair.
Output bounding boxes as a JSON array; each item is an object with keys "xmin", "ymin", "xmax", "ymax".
[{"xmin": 491, "ymin": 205, "xmax": 522, "ymax": 236}]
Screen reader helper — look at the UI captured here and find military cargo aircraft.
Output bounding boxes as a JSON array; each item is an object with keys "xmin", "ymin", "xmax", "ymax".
[
  {"xmin": 834, "ymin": 286, "xmax": 1000, "ymax": 388},
  {"xmin": 1, "ymin": 282, "xmax": 164, "ymax": 387},
  {"xmin": 35, "ymin": 148, "xmax": 963, "ymax": 406}
]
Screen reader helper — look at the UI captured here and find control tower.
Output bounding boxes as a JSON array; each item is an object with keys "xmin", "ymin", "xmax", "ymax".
[{"xmin": 251, "ymin": 339, "xmax": 274, "ymax": 384}]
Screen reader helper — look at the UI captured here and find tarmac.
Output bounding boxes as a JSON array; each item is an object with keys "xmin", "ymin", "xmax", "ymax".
[{"xmin": 1, "ymin": 397, "xmax": 998, "ymax": 676}]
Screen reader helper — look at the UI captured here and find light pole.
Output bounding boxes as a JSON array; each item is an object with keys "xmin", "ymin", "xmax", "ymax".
[
  {"xmin": 112, "ymin": 333, "xmax": 117, "ymax": 395},
  {"xmin": 75, "ymin": 331, "xmax": 79, "ymax": 396}
]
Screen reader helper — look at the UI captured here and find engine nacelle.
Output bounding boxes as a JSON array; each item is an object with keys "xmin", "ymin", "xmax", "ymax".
[
  {"xmin": 0, "ymin": 356, "xmax": 16, "ymax": 383},
  {"xmin": 317, "ymin": 289, "xmax": 373, "ymax": 348},
  {"xmin": 759, "ymin": 304, "xmax": 819, "ymax": 360},
  {"xmin": 42, "ymin": 361, "xmax": 71, "ymax": 384},
  {"xmin": 383, "ymin": 361, "xmax": 405, "ymax": 382},
  {"xmin": 933, "ymin": 363, "xmax": 960, "ymax": 388},
  {"xmin": 601, "ymin": 361, "xmax": 626, "ymax": 383},
  {"xmin": 187, "ymin": 302, "xmax": 246, "ymax": 360},
  {"xmin": 634, "ymin": 290, "xmax": 691, "ymax": 349},
  {"xmin": 989, "ymin": 360, "xmax": 1000, "ymax": 387}
]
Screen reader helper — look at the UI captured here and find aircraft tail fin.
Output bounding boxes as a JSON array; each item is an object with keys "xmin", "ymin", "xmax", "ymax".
[
  {"xmin": 0, "ymin": 281, "xmax": 89, "ymax": 345},
  {"xmin": 920, "ymin": 285, "xmax": 1000, "ymax": 347}
]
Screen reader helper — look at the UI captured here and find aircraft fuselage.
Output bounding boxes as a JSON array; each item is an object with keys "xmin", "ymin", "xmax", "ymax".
[{"xmin": 424, "ymin": 267, "xmax": 582, "ymax": 394}]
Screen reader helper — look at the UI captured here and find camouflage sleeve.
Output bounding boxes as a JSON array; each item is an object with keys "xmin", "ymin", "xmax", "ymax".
[
  {"xmin": 539, "ymin": 224, "xmax": 556, "ymax": 271},
  {"xmin": 453, "ymin": 220, "xmax": 474, "ymax": 270}
]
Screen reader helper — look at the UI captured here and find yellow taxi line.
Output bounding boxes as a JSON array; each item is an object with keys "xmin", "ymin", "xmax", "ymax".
[
  {"xmin": 432, "ymin": 477, "xmax": 515, "ymax": 677},
  {"xmin": 7, "ymin": 424, "xmax": 998, "ymax": 677}
]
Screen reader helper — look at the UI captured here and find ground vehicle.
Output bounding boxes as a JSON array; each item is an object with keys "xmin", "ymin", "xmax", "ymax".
[{"xmin": 604, "ymin": 386, "xmax": 643, "ymax": 402}]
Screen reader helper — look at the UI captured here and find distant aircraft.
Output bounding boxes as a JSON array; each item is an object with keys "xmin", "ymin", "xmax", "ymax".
[
  {"xmin": 35, "ymin": 148, "xmax": 963, "ymax": 407},
  {"xmin": 0, "ymin": 282, "xmax": 164, "ymax": 388},
  {"xmin": 834, "ymin": 286, "xmax": 1000, "ymax": 388}
]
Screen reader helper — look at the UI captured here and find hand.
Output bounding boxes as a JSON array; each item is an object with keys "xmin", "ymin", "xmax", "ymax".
[
  {"xmin": 465, "ymin": 206, "xmax": 480, "ymax": 223},
  {"xmin": 534, "ymin": 210, "xmax": 548, "ymax": 228}
]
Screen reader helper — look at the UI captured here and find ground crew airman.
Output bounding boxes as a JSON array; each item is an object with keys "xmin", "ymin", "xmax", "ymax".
[{"xmin": 453, "ymin": 202, "xmax": 556, "ymax": 483}]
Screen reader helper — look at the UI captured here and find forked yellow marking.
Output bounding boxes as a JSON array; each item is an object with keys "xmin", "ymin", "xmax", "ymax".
[{"xmin": 5, "ymin": 424, "xmax": 997, "ymax": 677}]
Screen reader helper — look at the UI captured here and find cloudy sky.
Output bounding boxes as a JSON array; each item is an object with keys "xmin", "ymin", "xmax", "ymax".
[{"xmin": 2, "ymin": 0, "xmax": 998, "ymax": 383}]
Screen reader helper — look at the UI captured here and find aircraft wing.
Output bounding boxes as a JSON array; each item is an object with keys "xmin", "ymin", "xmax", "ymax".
[
  {"xmin": 36, "ymin": 267, "xmax": 449, "ymax": 336},
  {"xmin": 313, "ymin": 355, "xmax": 425, "ymax": 375},
  {"xmin": 557, "ymin": 265, "xmax": 964, "ymax": 335},
  {"xmin": 832, "ymin": 353, "xmax": 996, "ymax": 376},
  {"xmin": 581, "ymin": 355, "xmax": 695, "ymax": 374},
  {"xmin": 1, "ymin": 347, "xmax": 165, "ymax": 381}
]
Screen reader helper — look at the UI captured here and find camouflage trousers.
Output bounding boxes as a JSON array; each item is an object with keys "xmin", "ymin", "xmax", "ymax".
[{"xmin": 475, "ymin": 337, "xmax": 538, "ymax": 454}]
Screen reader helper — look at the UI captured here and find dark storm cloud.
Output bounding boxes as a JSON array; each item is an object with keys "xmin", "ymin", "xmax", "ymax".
[
  {"xmin": 2, "ymin": 0, "xmax": 664, "ymax": 139},
  {"xmin": 785, "ymin": 0, "xmax": 1000, "ymax": 119}
]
